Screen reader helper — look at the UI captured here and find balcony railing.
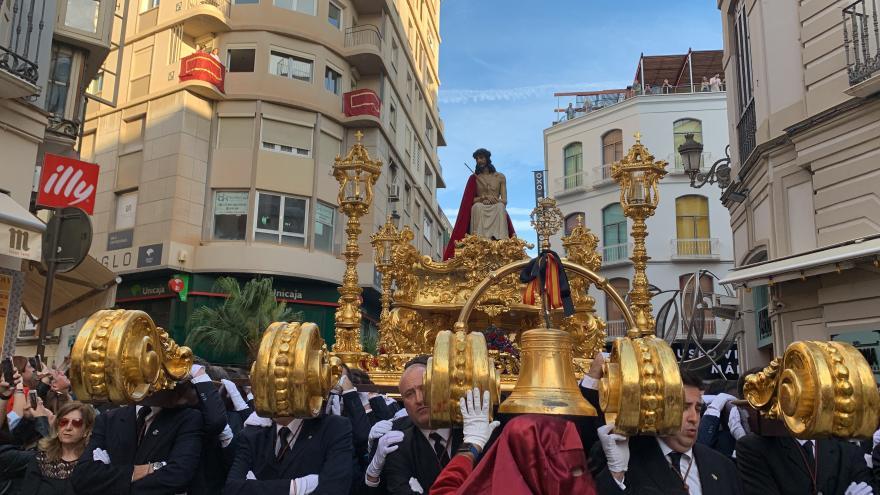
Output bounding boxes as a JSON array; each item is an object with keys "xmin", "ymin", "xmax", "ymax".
[
  {"xmin": 343, "ymin": 89, "xmax": 381, "ymax": 118},
  {"xmin": 671, "ymin": 238, "xmax": 719, "ymax": 258},
  {"xmin": 46, "ymin": 115, "xmax": 81, "ymax": 140},
  {"xmin": 737, "ymin": 100, "xmax": 756, "ymax": 162},
  {"xmin": 678, "ymin": 315, "xmax": 718, "ymax": 338},
  {"xmin": 0, "ymin": 0, "xmax": 48, "ymax": 92},
  {"xmin": 602, "ymin": 243, "xmax": 631, "ymax": 265},
  {"xmin": 553, "ymin": 83, "xmax": 726, "ymax": 124},
  {"xmin": 179, "ymin": 52, "xmax": 225, "ymax": 93},
  {"xmin": 552, "ymin": 171, "xmax": 590, "ymax": 195},
  {"xmin": 344, "ymin": 24, "xmax": 382, "ymax": 50},
  {"xmin": 598, "ymin": 163, "xmax": 614, "ymax": 183},
  {"xmin": 179, "ymin": 0, "xmax": 231, "ymax": 18},
  {"xmin": 844, "ymin": 0, "xmax": 880, "ymax": 85},
  {"xmin": 606, "ymin": 320, "xmax": 628, "ymax": 338},
  {"xmin": 667, "ymin": 152, "xmax": 713, "ymax": 172},
  {"xmin": 756, "ymin": 306, "xmax": 772, "ymax": 346}
]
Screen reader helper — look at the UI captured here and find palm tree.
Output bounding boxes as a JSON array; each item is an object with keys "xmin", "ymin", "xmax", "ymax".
[{"xmin": 185, "ymin": 277, "xmax": 300, "ymax": 363}]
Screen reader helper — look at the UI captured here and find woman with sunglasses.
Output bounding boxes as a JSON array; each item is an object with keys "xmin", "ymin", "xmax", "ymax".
[{"xmin": 0, "ymin": 401, "xmax": 96, "ymax": 494}]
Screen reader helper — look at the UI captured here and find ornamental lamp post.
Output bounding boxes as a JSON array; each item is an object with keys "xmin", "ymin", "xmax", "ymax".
[
  {"xmin": 331, "ymin": 130, "xmax": 382, "ymax": 364},
  {"xmin": 611, "ymin": 132, "xmax": 668, "ymax": 338},
  {"xmin": 370, "ymin": 216, "xmax": 399, "ymax": 320},
  {"xmin": 677, "ymin": 133, "xmax": 733, "ymax": 189}
]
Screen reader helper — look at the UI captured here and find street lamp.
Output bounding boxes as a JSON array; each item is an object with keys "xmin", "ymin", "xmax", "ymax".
[
  {"xmin": 331, "ymin": 130, "xmax": 382, "ymax": 364},
  {"xmin": 677, "ymin": 133, "xmax": 732, "ymax": 189},
  {"xmin": 611, "ymin": 132, "xmax": 668, "ymax": 337}
]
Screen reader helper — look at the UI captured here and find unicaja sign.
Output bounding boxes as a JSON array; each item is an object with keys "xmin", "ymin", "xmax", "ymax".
[{"xmin": 37, "ymin": 153, "xmax": 99, "ymax": 214}]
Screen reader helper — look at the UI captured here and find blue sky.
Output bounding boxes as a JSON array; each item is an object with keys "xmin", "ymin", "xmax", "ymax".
[{"xmin": 436, "ymin": 0, "xmax": 723, "ymax": 245}]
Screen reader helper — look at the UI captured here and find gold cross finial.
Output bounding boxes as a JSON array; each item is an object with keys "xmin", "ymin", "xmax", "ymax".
[
  {"xmin": 355, "ymin": 130, "xmax": 364, "ymax": 142},
  {"xmin": 578, "ymin": 214, "xmax": 584, "ymax": 227},
  {"xmin": 634, "ymin": 131, "xmax": 642, "ymax": 142}
]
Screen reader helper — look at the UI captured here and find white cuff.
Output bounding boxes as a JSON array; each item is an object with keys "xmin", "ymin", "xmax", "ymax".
[
  {"xmin": 218, "ymin": 424, "xmax": 234, "ymax": 448},
  {"xmin": 580, "ymin": 375, "xmax": 599, "ymax": 390},
  {"xmin": 289, "ymin": 480, "xmax": 296, "ymax": 495},
  {"xmin": 704, "ymin": 406, "xmax": 722, "ymax": 418},
  {"xmin": 192, "ymin": 373, "xmax": 212, "ymax": 384},
  {"xmin": 342, "ymin": 387, "xmax": 358, "ymax": 395},
  {"xmin": 365, "ymin": 474, "xmax": 381, "ymax": 488},
  {"xmin": 613, "ymin": 475, "xmax": 626, "ymax": 490}
]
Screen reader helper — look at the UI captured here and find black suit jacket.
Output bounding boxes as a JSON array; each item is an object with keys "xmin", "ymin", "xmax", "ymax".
[
  {"xmin": 191, "ymin": 381, "xmax": 234, "ymax": 495},
  {"xmin": 382, "ymin": 423, "xmax": 462, "ymax": 495},
  {"xmin": 591, "ymin": 435, "xmax": 742, "ymax": 495},
  {"xmin": 71, "ymin": 405, "xmax": 204, "ymax": 495},
  {"xmin": 737, "ymin": 434, "xmax": 874, "ymax": 495},
  {"xmin": 224, "ymin": 415, "xmax": 353, "ymax": 495}
]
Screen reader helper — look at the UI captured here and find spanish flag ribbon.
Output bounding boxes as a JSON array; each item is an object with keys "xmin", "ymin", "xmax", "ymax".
[{"xmin": 520, "ymin": 250, "xmax": 575, "ymax": 317}]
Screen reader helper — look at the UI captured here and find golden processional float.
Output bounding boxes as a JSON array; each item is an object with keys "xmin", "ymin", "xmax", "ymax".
[{"xmin": 67, "ymin": 132, "xmax": 879, "ymax": 440}]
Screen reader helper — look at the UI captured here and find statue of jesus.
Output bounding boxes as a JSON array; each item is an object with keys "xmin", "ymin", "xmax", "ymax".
[{"xmin": 443, "ymin": 148, "xmax": 515, "ymax": 260}]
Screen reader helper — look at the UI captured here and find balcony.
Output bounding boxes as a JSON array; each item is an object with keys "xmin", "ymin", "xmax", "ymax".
[
  {"xmin": 606, "ymin": 320, "xmax": 628, "ymax": 338},
  {"xmin": 138, "ymin": 0, "xmax": 230, "ymax": 38},
  {"xmin": 45, "ymin": 115, "xmax": 82, "ymax": 141},
  {"xmin": 666, "ymin": 152, "xmax": 713, "ymax": 174},
  {"xmin": 670, "ymin": 238, "xmax": 720, "ymax": 259},
  {"xmin": 597, "ymin": 164, "xmax": 615, "ymax": 184},
  {"xmin": 736, "ymin": 100, "xmax": 756, "ymax": 162},
  {"xmin": 0, "ymin": 0, "xmax": 46, "ymax": 99},
  {"xmin": 344, "ymin": 25, "xmax": 383, "ymax": 75},
  {"xmin": 756, "ymin": 306, "xmax": 772, "ymax": 348},
  {"xmin": 844, "ymin": 0, "xmax": 880, "ymax": 97},
  {"xmin": 179, "ymin": 52, "xmax": 225, "ymax": 99},
  {"xmin": 602, "ymin": 243, "xmax": 631, "ymax": 266},
  {"xmin": 343, "ymin": 89, "xmax": 381, "ymax": 127},
  {"xmin": 552, "ymin": 171, "xmax": 590, "ymax": 197},
  {"xmin": 349, "ymin": 0, "xmax": 385, "ymax": 14}
]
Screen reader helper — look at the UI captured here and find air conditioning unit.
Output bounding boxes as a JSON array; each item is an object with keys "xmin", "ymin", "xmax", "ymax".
[{"xmin": 388, "ymin": 183, "xmax": 400, "ymax": 201}]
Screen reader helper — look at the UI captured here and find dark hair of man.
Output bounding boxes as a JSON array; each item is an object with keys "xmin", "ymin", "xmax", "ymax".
[
  {"xmin": 472, "ymin": 148, "xmax": 496, "ymax": 174},
  {"xmin": 403, "ymin": 355, "xmax": 430, "ymax": 370},
  {"xmin": 348, "ymin": 368, "xmax": 373, "ymax": 385},
  {"xmin": 679, "ymin": 367, "xmax": 704, "ymax": 390}
]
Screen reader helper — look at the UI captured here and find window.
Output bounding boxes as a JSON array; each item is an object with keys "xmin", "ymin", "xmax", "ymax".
[
  {"xmin": 602, "ymin": 203, "xmax": 627, "ymax": 263},
  {"xmin": 46, "ymin": 45, "xmax": 75, "ymax": 116},
  {"xmin": 425, "ymin": 116, "xmax": 433, "ymax": 145},
  {"xmin": 314, "ymin": 202, "xmax": 335, "ymax": 253},
  {"xmin": 675, "ymin": 195, "xmax": 710, "ymax": 239},
  {"xmin": 218, "ymin": 117, "xmax": 254, "ymax": 148},
  {"xmin": 129, "ymin": 46, "xmax": 153, "ymax": 99},
  {"xmin": 734, "ymin": 2, "xmax": 754, "ymax": 112},
  {"xmin": 754, "ymin": 284, "xmax": 771, "ymax": 345},
  {"xmin": 423, "ymin": 215, "xmax": 432, "ymax": 242},
  {"xmin": 564, "ymin": 212, "xmax": 584, "ymax": 235},
  {"xmin": 121, "ymin": 116, "xmax": 145, "ymax": 154},
  {"xmin": 65, "ymin": 0, "xmax": 100, "ymax": 32},
  {"xmin": 606, "ymin": 278, "xmax": 630, "ymax": 326},
  {"xmin": 405, "ymin": 72, "xmax": 413, "ymax": 101},
  {"xmin": 327, "ymin": 1, "xmax": 341, "ymax": 29},
  {"xmin": 141, "ymin": 0, "xmax": 158, "ymax": 12},
  {"xmin": 324, "ymin": 66, "xmax": 342, "ymax": 94},
  {"xmin": 255, "ymin": 192, "xmax": 308, "ymax": 246},
  {"xmin": 273, "ymin": 0, "xmax": 315, "ymax": 15},
  {"xmin": 227, "ymin": 48, "xmax": 255, "ymax": 72},
  {"xmin": 87, "ymin": 71, "xmax": 104, "ymax": 96},
  {"xmin": 391, "ymin": 38, "xmax": 399, "ymax": 71},
  {"xmin": 673, "ymin": 119, "xmax": 703, "ymax": 169},
  {"xmin": 602, "ymin": 129, "xmax": 623, "ymax": 167},
  {"xmin": 213, "ymin": 191, "xmax": 249, "ymax": 240},
  {"xmin": 424, "ymin": 168, "xmax": 433, "ymax": 190},
  {"xmin": 234, "ymin": 0, "xmax": 258, "ymax": 5},
  {"xmin": 115, "ymin": 191, "xmax": 138, "ymax": 230},
  {"xmin": 563, "ymin": 142, "xmax": 583, "ymax": 189},
  {"xmin": 261, "ymin": 117, "xmax": 312, "ymax": 156},
  {"xmin": 270, "ymin": 51, "xmax": 312, "ymax": 81},
  {"xmin": 389, "ymin": 98, "xmax": 397, "ymax": 131}
]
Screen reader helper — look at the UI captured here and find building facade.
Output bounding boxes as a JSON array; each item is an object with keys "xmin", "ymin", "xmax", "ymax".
[
  {"xmin": 716, "ymin": 0, "xmax": 880, "ymax": 372},
  {"xmin": 81, "ymin": 0, "xmax": 450, "ymax": 363},
  {"xmin": 545, "ymin": 53, "xmax": 735, "ymax": 356}
]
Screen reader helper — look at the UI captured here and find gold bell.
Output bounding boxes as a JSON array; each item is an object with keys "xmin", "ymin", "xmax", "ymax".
[{"xmin": 498, "ymin": 326, "xmax": 597, "ymax": 416}]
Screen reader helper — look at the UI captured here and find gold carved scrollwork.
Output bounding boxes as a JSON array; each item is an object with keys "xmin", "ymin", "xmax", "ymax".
[
  {"xmin": 70, "ymin": 309, "xmax": 193, "ymax": 404},
  {"xmin": 744, "ymin": 341, "xmax": 879, "ymax": 439}
]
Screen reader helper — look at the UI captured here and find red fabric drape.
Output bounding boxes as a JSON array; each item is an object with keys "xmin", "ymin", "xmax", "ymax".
[
  {"xmin": 442, "ymin": 174, "xmax": 516, "ymax": 261},
  {"xmin": 431, "ymin": 414, "xmax": 598, "ymax": 495}
]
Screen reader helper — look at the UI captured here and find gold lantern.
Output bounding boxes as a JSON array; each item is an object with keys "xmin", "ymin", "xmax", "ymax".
[{"xmin": 370, "ymin": 216, "xmax": 400, "ymax": 321}]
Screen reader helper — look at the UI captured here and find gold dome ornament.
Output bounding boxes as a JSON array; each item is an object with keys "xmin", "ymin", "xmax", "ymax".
[{"xmin": 69, "ymin": 309, "xmax": 193, "ymax": 403}]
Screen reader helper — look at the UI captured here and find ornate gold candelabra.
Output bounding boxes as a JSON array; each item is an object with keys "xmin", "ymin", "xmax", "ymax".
[
  {"xmin": 611, "ymin": 133, "xmax": 668, "ymax": 337},
  {"xmin": 371, "ymin": 216, "xmax": 400, "ymax": 321},
  {"xmin": 331, "ymin": 131, "xmax": 382, "ymax": 364}
]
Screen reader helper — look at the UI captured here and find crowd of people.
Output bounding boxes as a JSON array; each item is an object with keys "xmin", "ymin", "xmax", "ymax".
[{"xmin": 1, "ymin": 352, "xmax": 879, "ymax": 494}]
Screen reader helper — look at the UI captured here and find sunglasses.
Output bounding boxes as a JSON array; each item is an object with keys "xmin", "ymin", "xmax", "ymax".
[{"xmin": 58, "ymin": 418, "xmax": 84, "ymax": 428}]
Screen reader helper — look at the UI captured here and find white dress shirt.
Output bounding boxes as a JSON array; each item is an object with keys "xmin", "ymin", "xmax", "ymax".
[
  {"xmin": 275, "ymin": 418, "xmax": 304, "ymax": 456},
  {"xmin": 134, "ymin": 405, "xmax": 161, "ymax": 434},
  {"xmin": 657, "ymin": 438, "xmax": 702, "ymax": 495},
  {"xmin": 420, "ymin": 427, "xmax": 451, "ymax": 458}
]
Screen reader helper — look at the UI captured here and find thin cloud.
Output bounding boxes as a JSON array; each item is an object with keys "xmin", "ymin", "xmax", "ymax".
[{"xmin": 439, "ymin": 81, "xmax": 627, "ymax": 105}]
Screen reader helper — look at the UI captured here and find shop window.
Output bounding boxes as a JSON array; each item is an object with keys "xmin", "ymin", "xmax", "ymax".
[{"xmin": 213, "ymin": 191, "xmax": 249, "ymax": 240}]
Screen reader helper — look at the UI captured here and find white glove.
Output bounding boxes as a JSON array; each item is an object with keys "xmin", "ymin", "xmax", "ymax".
[
  {"xmin": 460, "ymin": 387, "xmax": 500, "ymax": 449},
  {"xmin": 325, "ymin": 394, "xmax": 341, "ymax": 415},
  {"xmin": 845, "ymin": 481, "xmax": 874, "ymax": 495},
  {"xmin": 246, "ymin": 470, "xmax": 257, "ymax": 480},
  {"xmin": 366, "ymin": 430, "xmax": 404, "ymax": 478},
  {"xmin": 873, "ymin": 427, "xmax": 880, "ymax": 449},
  {"xmin": 222, "ymin": 379, "xmax": 249, "ymax": 411},
  {"xmin": 865, "ymin": 453, "xmax": 873, "ymax": 469},
  {"xmin": 368, "ymin": 419, "xmax": 394, "ymax": 456},
  {"xmin": 92, "ymin": 448, "xmax": 110, "ymax": 464},
  {"xmin": 393, "ymin": 407, "xmax": 408, "ymax": 419},
  {"xmin": 218, "ymin": 423, "xmax": 234, "ymax": 448},
  {"xmin": 705, "ymin": 393, "xmax": 736, "ymax": 417},
  {"xmin": 408, "ymin": 477, "xmax": 424, "ymax": 494},
  {"xmin": 190, "ymin": 364, "xmax": 211, "ymax": 384},
  {"xmin": 292, "ymin": 474, "xmax": 319, "ymax": 495},
  {"xmin": 597, "ymin": 424, "xmax": 630, "ymax": 473},
  {"xmin": 727, "ymin": 405, "xmax": 747, "ymax": 440}
]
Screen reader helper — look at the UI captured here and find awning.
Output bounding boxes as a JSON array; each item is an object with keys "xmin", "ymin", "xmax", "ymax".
[
  {"xmin": 0, "ymin": 193, "xmax": 44, "ymax": 262},
  {"xmin": 21, "ymin": 256, "xmax": 119, "ymax": 330},
  {"xmin": 719, "ymin": 236, "xmax": 880, "ymax": 287}
]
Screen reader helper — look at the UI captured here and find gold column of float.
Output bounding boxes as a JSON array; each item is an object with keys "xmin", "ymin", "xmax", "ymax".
[
  {"xmin": 331, "ymin": 130, "xmax": 382, "ymax": 366},
  {"xmin": 611, "ymin": 132, "xmax": 668, "ymax": 337}
]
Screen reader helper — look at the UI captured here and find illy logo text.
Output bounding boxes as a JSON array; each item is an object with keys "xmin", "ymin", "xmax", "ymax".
[
  {"xmin": 42, "ymin": 164, "xmax": 95, "ymax": 207},
  {"xmin": 8, "ymin": 228, "xmax": 30, "ymax": 252}
]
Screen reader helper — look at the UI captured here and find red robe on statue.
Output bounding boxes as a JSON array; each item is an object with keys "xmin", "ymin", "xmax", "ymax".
[{"xmin": 442, "ymin": 174, "xmax": 516, "ymax": 261}]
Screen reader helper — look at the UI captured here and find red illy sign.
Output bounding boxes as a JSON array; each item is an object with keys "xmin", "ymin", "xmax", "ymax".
[{"xmin": 37, "ymin": 153, "xmax": 99, "ymax": 214}]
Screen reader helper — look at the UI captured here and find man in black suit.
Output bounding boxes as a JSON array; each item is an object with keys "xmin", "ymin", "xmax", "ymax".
[
  {"xmin": 189, "ymin": 364, "xmax": 236, "ymax": 495},
  {"xmin": 71, "ymin": 381, "xmax": 205, "ymax": 495},
  {"xmin": 224, "ymin": 411, "xmax": 353, "ymax": 495},
  {"xmin": 591, "ymin": 368, "xmax": 743, "ymax": 495},
  {"xmin": 379, "ymin": 356, "xmax": 462, "ymax": 494},
  {"xmin": 738, "ymin": 432, "xmax": 875, "ymax": 495}
]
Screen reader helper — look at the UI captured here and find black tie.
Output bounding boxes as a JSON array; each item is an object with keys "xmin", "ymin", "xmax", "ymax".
[
  {"xmin": 277, "ymin": 426, "xmax": 291, "ymax": 461},
  {"xmin": 801, "ymin": 440, "xmax": 816, "ymax": 470},
  {"xmin": 668, "ymin": 451, "xmax": 683, "ymax": 475},
  {"xmin": 135, "ymin": 407, "xmax": 151, "ymax": 445},
  {"xmin": 429, "ymin": 432, "xmax": 450, "ymax": 466}
]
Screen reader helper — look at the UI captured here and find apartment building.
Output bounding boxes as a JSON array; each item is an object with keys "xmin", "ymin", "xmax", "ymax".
[
  {"xmin": 716, "ymin": 0, "xmax": 880, "ymax": 371},
  {"xmin": 80, "ymin": 0, "xmax": 451, "ymax": 362},
  {"xmin": 545, "ymin": 52, "xmax": 735, "ymax": 361},
  {"xmin": 1, "ymin": 0, "xmax": 117, "ymax": 356}
]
